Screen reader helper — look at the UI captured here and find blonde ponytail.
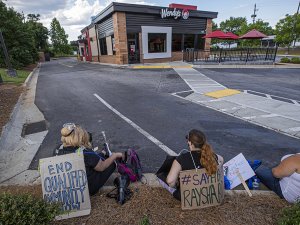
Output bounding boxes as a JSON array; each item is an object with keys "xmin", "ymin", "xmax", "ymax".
[{"xmin": 200, "ymin": 143, "xmax": 218, "ymax": 175}]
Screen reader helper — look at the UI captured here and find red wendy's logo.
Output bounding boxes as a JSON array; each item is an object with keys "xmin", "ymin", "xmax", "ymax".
[{"xmin": 182, "ymin": 9, "xmax": 189, "ymax": 20}]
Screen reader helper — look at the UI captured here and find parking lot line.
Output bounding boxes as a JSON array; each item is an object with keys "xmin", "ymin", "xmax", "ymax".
[{"xmin": 94, "ymin": 93, "xmax": 177, "ymax": 156}]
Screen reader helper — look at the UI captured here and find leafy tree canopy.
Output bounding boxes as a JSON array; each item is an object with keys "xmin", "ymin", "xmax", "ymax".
[
  {"xmin": 0, "ymin": 1, "xmax": 38, "ymax": 68},
  {"xmin": 275, "ymin": 13, "xmax": 300, "ymax": 47},
  {"xmin": 220, "ymin": 17, "xmax": 247, "ymax": 35},
  {"xmin": 50, "ymin": 18, "xmax": 71, "ymax": 55}
]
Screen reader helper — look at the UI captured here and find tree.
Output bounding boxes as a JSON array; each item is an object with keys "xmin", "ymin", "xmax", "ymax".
[
  {"xmin": 26, "ymin": 14, "xmax": 49, "ymax": 51},
  {"xmin": 50, "ymin": 18, "xmax": 71, "ymax": 55},
  {"xmin": 220, "ymin": 17, "xmax": 247, "ymax": 35},
  {"xmin": 240, "ymin": 19, "xmax": 274, "ymax": 36},
  {"xmin": 239, "ymin": 19, "xmax": 274, "ymax": 47},
  {"xmin": 0, "ymin": 1, "xmax": 38, "ymax": 68},
  {"xmin": 27, "ymin": 13, "xmax": 41, "ymax": 22},
  {"xmin": 275, "ymin": 14, "xmax": 300, "ymax": 47},
  {"xmin": 212, "ymin": 21, "xmax": 218, "ymax": 31}
]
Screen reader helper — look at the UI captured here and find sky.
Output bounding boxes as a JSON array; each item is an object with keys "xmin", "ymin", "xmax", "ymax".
[{"xmin": 4, "ymin": 0, "xmax": 300, "ymax": 41}]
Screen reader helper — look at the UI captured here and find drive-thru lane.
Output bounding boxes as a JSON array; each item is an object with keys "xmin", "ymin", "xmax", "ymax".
[{"xmin": 30, "ymin": 59, "xmax": 300, "ymax": 172}]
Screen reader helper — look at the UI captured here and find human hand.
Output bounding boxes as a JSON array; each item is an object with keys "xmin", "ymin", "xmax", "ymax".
[{"xmin": 112, "ymin": 152, "xmax": 123, "ymax": 160}]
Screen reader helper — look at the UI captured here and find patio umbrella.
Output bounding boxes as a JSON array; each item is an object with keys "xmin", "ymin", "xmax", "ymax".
[
  {"xmin": 239, "ymin": 29, "xmax": 268, "ymax": 39},
  {"xmin": 226, "ymin": 32, "xmax": 239, "ymax": 40},
  {"xmin": 202, "ymin": 30, "xmax": 232, "ymax": 39}
]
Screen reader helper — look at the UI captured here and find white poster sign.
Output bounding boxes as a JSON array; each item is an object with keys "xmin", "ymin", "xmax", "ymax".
[
  {"xmin": 223, "ymin": 153, "xmax": 255, "ymax": 189},
  {"xmin": 40, "ymin": 153, "xmax": 91, "ymax": 220}
]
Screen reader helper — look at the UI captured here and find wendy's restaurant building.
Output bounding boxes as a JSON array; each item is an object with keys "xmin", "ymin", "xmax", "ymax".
[{"xmin": 78, "ymin": 2, "xmax": 217, "ymax": 65}]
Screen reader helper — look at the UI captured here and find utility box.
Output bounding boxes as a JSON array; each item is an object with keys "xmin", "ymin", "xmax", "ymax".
[{"xmin": 45, "ymin": 53, "xmax": 50, "ymax": 61}]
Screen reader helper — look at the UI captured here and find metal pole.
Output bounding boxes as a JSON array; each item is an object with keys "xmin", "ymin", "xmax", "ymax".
[
  {"xmin": 218, "ymin": 48, "xmax": 222, "ymax": 63},
  {"xmin": 246, "ymin": 48, "xmax": 250, "ymax": 63},
  {"xmin": 273, "ymin": 46, "xmax": 278, "ymax": 62},
  {"xmin": 0, "ymin": 31, "xmax": 17, "ymax": 77},
  {"xmin": 292, "ymin": 1, "xmax": 300, "ymax": 47}
]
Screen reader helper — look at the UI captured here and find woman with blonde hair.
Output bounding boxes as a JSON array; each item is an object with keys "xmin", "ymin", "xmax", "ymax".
[
  {"xmin": 60, "ymin": 123, "xmax": 123, "ymax": 195},
  {"xmin": 157, "ymin": 129, "xmax": 223, "ymax": 200}
]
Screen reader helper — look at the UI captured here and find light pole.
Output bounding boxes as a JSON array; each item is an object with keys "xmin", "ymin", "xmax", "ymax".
[
  {"xmin": 0, "ymin": 31, "xmax": 17, "ymax": 77},
  {"xmin": 292, "ymin": 0, "xmax": 300, "ymax": 47}
]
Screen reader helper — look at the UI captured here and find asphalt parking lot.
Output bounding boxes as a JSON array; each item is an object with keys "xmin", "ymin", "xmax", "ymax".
[{"xmin": 29, "ymin": 59, "xmax": 300, "ymax": 172}]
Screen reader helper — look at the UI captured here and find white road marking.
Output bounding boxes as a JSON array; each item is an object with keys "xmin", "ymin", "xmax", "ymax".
[
  {"xmin": 197, "ymin": 99, "xmax": 222, "ymax": 103},
  {"xmin": 220, "ymin": 106, "xmax": 246, "ymax": 112},
  {"xmin": 94, "ymin": 93, "xmax": 177, "ymax": 156},
  {"xmin": 59, "ymin": 62, "xmax": 74, "ymax": 68},
  {"xmin": 260, "ymin": 114, "xmax": 279, "ymax": 118},
  {"xmin": 292, "ymin": 100, "xmax": 300, "ymax": 105},
  {"xmin": 172, "ymin": 90, "xmax": 193, "ymax": 94},
  {"xmin": 283, "ymin": 127, "xmax": 300, "ymax": 132},
  {"xmin": 266, "ymin": 94, "xmax": 272, "ymax": 99},
  {"xmin": 242, "ymin": 116, "xmax": 257, "ymax": 119}
]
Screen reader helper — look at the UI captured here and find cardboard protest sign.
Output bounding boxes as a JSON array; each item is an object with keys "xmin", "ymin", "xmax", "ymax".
[
  {"xmin": 223, "ymin": 153, "xmax": 255, "ymax": 189},
  {"xmin": 39, "ymin": 153, "xmax": 91, "ymax": 220},
  {"xmin": 180, "ymin": 165, "xmax": 224, "ymax": 210}
]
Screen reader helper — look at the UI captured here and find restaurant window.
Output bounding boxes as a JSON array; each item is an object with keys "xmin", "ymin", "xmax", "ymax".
[
  {"xmin": 196, "ymin": 35, "xmax": 205, "ymax": 50},
  {"xmin": 184, "ymin": 34, "xmax": 195, "ymax": 50},
  {"xmin": 172, "ymin": 34, "xmax": 182, "ymax": 51},
  {"xmin": 100, "ymin": 37, "xmax": 107, "ymax": 55},
  {"xmin": 148, "ymin": 33, "xmax": 167, "ymax": 53}
]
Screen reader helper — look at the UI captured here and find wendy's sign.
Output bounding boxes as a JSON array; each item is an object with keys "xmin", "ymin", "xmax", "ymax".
[
  {"xmin": 160, "ymin": 8, "xmax": 189, "ymax": 20},
  {"xmin": 40, "ymin": 153, "xmax": 91, "ymax": 220}
]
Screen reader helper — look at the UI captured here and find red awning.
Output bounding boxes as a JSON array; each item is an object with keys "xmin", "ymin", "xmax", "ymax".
[
  {"xmin": 239, "ymin": 29, "xmax": 268, "ymax": 39},
  {"xmin": 226, "ymin": 32, "xmax": 239, "ymax": 40},
  {"xmin": 203, "ymin": 30, "xmax": 232, "ymax": 39}
]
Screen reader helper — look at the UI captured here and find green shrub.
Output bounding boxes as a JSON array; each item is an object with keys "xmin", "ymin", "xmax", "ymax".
[
  {"xmin": 140, "ymin": 215, "xmax": 151, "ymax": 225},
  {"xmin": 280, "ymin": 57, "xmax": 291, "ymax": 63},
  {"xmin": 278, "ymin": 201, "xmax": 300, "ymax": 225},
  {"xmin": 290, "ymin": 57, "xmax": 300, "ymax": 64},
  {"xmin": 0, "ymin": 193, "xmax": 61, "ymax": 225}
]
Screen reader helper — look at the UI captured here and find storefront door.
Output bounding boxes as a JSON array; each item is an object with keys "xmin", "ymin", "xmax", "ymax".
[{"xmin": 127, "ymin": 33, "xmax": 140, "ymax": 64}]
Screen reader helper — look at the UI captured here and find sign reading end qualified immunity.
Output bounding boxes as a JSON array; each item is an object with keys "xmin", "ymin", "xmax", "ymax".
[{"xmin": 39, "ymin": 153, "xmax": 91, "ymax": 220}]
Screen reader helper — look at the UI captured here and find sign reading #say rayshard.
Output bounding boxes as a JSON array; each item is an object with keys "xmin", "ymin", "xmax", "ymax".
[{"xmin": 160, "ymin": 8, "xmax": 190, "ymax": 20}]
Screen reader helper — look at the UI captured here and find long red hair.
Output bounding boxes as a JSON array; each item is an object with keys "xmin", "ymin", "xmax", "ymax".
[{"xmin": 188, "ymin": 129, "xmax": 217, "ymax": 175}]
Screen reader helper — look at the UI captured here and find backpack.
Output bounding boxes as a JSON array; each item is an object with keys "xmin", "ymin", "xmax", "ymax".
[{"xmin": 117, "ymin": 149, "xmax": 143, "ymax": 182}]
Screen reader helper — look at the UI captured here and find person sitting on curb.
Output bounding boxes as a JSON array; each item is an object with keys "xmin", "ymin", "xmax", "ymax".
[
  {"xmin": 256, "ymin": 153, "xmax": 300, "ymax": 203},
  {"xmin": 156, "ymin": 129, "xmax": 223, "ymax": 200},
  {"xmin": 60, "ymin": 123, "xmax": 124, "ymax": 195}
]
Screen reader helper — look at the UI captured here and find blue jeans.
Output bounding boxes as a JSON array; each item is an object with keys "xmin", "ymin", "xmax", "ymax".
[{"xmin": 255, "ymin": 166, "xmax": 284, "ymax": 198}]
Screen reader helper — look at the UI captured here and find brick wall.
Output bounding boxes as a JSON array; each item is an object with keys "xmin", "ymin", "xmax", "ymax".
[
  {"xmin": 92, "ymin": 56, "xmax": 98, "ymax": 62},
  {"xmin": 143, "ymin": 58, "xmax": 172, "ymax": 63},
  {"xmin": 205, "ymin": 19, "xmax": 212, "ymax": 51},
  {"xmin": 171, "ymin": 52, "xmax": 183, "ymax": 61},
  {"xmin": 113, "ymin": 12, "xmax": 128, "ymax": 64},
  {"xmin": 99, "ymin": 55, "xmax": 117, "ymax": 64}
]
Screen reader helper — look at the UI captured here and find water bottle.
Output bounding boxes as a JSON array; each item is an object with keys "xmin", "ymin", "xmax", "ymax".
[{"xmin": 252, "ymin": 178, "xmax": 260, "ymax": 190}]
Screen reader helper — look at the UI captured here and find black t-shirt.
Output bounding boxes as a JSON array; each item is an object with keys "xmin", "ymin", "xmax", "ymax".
[
  {"xmin": 176, "ymin": 150, "xmax": 218, "ymax": 170},
  {"xmin": 61, "ymin": 146, "xmax": 100, "ymax": 178}
]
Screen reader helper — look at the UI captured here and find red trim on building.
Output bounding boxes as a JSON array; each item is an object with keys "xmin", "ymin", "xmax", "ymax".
[{"xmin": 168, "ymin": 3, "xmax": 197, "ymax": 10}]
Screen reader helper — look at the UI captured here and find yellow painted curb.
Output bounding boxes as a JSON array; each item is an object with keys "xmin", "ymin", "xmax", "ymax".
[{"xmin": 205, "ymin": 89, "xmax": 241, "ymax": 98}]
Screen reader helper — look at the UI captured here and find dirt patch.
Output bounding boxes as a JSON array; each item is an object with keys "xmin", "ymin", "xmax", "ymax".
[
  {"xmin": 0, "ymin": 185, "xmax": 289, "ymax": 225},
  {"xmin": 0, "ymin": 84, "xmax": 23, "ymax": 134},
  {"xmin": 22, "ymin": 63, "xmax": 38, "ymax": 72}
]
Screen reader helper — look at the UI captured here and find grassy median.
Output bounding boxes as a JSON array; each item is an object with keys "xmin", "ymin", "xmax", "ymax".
[{"xmin": 0, "ymin": 68, "xmax": 31, "ymax": 85}]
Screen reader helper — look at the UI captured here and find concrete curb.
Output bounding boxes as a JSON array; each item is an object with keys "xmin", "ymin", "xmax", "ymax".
[
  {"xmin": 0, "ymin": 172, "xmax": 276, "ymax": 197},
  {"xmin": 0, "ymin": 63, "xmax": 47, "ymax": 185},
  {"xmin": 0, "ymin": 64, "xmax": 40, "ymax": 150}
]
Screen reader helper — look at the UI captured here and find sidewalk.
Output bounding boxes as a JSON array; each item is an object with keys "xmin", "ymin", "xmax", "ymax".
[
  {"xmin": 0, "ymin": 64, "xmax": 47, "ymax": 185},
  {"xmin": 172, "ymin": 67, "xmax": 300, "ymax": 139}
]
